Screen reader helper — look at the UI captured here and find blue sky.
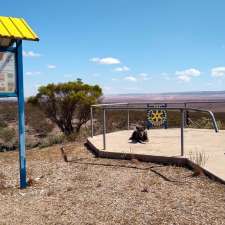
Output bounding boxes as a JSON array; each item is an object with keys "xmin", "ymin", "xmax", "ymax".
[{"xmin": 2, "ymin": 0, "xmax": 225, "ymax": 96}]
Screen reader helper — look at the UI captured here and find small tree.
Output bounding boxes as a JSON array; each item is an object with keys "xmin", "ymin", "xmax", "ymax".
[{"xmin": 28, "ymin": 80, "xmax": 102, "ymax": 136}]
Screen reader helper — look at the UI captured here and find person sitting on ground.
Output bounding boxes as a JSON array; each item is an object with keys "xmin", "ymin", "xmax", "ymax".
[{"xmin": 129, "ymin": 125, "xmax": 149, "ymax": 143}]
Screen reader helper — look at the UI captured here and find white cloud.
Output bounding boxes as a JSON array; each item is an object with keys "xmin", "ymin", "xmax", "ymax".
[
  {"xmin": 116, "ymin": 73, "xmax": 151, "ymax": 82},
  {"xmin": 114, "ymin": 66, "xmax": 130, "ymax": 72},
  {"xmin": 47, "ymin": 64, "xmax": 56, "ymax": 69},
  {"xmin": 25, "ymin": 71, "xmax": 41, "ymax": 76},
  {"xmin": 176, "ymin": 68, "xmax": 201, "ymax": 82},
  {"xmin": 23, "ymin": 51, "xmax": 41, "ymax": 57},
  {"xmin": 26, "ymin": 72, "xmax": 32, "ymax": 76},
  {"xmin": 124, "ymin": 76, "xmax": 137, "ymax": 82},
  {"xmin": 139, "ymin": 73, "xmax": 148, "ymax": 77},
  {"xmin": 138, "ymin": 73, "xmax": 151, "ymax": 80},
  {"xmin": 90, "ymin": 57, "xmax": 120, "ymax": 65},
  {"xmin": 211, "ymin": 67, "xmax": 225, "ymax": 77},
  {"xmin": 177, "ymin": 75, "xmax": 191, "ymax": 82}
]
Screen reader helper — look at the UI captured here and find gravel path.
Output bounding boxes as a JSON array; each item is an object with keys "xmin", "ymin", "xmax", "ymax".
[{"xmin": 0, "ymin": 143, "xmax": 225, "ymax": 225}]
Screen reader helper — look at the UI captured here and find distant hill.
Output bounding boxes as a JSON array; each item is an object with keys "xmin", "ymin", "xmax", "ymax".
[{"xmin": 103, "ymin": 91, "xmax": 225, "ymax": 103}]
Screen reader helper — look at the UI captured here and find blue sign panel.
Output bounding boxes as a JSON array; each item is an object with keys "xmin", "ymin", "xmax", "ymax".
[
  {"xmin": 146, "ymin": 104, "xmax": 168, "ymax": 129},
  {"xmin": 0, "ymin": 51, "xmax": 16, "ymax": 93},
  {"xmin": 0, "ymin": 41, "xmax": 26, "ymax": 188}
]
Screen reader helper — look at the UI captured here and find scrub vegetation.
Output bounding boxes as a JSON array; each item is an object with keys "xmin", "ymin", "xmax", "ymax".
[
  {"xmin": 0, "ymin": 80, "xmax": 225, "ymax": 151},
  {"xmin": 0, "ymin": 80, "xmax": 102, "ymax": 151}
]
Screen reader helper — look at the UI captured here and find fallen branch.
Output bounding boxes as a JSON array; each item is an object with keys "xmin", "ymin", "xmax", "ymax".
[{"xmin": 60, "ymin": 146, "xmax": 68, "ymax": 162}]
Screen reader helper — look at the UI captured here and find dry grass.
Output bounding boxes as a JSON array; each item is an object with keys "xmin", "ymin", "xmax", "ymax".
[
  {"xmin": 0, "ymin": 143, "xmax": 225, "ymax": 225},
  {"xmin": 188, "ymin": 150, "xmax": 209, "ymax": 167}
]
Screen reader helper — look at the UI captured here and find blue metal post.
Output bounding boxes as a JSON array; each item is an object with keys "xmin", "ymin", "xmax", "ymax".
[{"xmin": 16, "ymin": 40, "xmax": 27, "ymax": 189}]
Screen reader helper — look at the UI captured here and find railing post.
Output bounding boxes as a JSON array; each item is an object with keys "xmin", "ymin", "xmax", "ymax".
[
  {"xmin": 184, "ymin": 103, "xmax": 186, "ymax": 128},
  {"xmin": 103, "ymin": 108, "xmax": 106, "ymax": 150},
  {"xmin": 209, "ymin": 111, "xmax": 219, "ymax": 132},
  {"xmin": 127, "ymin": 109, "xmax": 130, "ymax": 130},
  {"xmin": 90, "ymin": 106, "xmax": 94, "ymax": 137},
  {"xmin": 164, "ymin": 103, "xmax": 168, "ymax": 129},
  {"xmin": 180, "ymin": 109, "xmax": 184, "ymax": 156}
]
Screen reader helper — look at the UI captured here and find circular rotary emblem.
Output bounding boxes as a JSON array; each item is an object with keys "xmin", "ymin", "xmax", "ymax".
[{"xmin": 147, "ymin": 110, "xmax": 167, "ymax": 127}]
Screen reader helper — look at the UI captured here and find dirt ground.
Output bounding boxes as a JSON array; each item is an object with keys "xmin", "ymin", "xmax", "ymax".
[{"xmin": 0, "ymin": 142, "xmax": 225, "ymax": 225}]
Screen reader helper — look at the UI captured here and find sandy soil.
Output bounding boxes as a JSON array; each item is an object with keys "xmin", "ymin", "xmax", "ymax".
[{"xmin": 0, "ymin": 143, "xmax": 225, "ymax": 225}]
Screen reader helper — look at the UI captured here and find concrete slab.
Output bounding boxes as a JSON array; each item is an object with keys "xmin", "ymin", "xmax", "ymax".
[{"xmin": 87, "ymin": 128, "xmax": 225, "ymax": 182}]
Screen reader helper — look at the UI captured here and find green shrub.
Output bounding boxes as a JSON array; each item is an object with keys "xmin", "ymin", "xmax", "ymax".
[
  {"xmin": 0, "ymin": 101, "xmax": 17, "ymax": 122},
  {"xmin": 0, "ymin": 127, "xmax": 17, "ymax": 150},
  {"xmin": 0, "ymin": 120, "xmax": 8, "ymax": 128},
  {"xmin": 65, "ymin": 127, "xmax": 90, "ymax": 142},
  {"xmin": 39, "ymin": 135, "xmax": 64, "ymax": 148},
  {"xmin": 26, "ymin": 104, "xmax": 54, "ymax": 136},
  {"xmin": 0, "ymin": 127, "xmax": 16, "ymax": 143},
  {"xmin": 26, "ymin": 137, "xmax": 40, "ymax": 149}
]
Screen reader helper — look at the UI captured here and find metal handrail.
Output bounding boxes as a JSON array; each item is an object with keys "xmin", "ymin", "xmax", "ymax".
[
  {"xmin": 91, "ymin": 101, "xmax": 225, "ymax": 107},
  {"xmin": 91, "ymin": 103, "xmax": 129, "ymax": 107},
  {"xmin": 90, "ymin": 105, "xmax": 219, "ymax": 154}
]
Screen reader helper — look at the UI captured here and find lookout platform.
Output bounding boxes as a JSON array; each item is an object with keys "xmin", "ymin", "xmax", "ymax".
[{"xmin": 87, "ymin": 128, "xmax": 225, "ymax": 183}]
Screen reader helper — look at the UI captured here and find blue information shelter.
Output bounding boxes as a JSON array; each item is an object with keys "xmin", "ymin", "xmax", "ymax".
[{"xmin": 0, "ymin": 16, "xmax": 39, "ymax": 188}]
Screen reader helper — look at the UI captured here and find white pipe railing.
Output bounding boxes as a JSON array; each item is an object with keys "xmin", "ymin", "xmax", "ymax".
[{"xmin": 90, "ymin": 103, "xmax": 219, "ymax": 154}]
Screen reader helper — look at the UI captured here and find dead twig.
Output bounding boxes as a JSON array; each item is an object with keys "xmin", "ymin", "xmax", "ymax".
[{"xmin": 60, "ymin": 146, "xmax": 68, "ymax": 162}]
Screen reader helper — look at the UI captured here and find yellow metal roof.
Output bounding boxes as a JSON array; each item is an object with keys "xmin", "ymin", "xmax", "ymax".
[{"xmin": 0, "ymin": 16, "xmax": 39, "ymax": 42}]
